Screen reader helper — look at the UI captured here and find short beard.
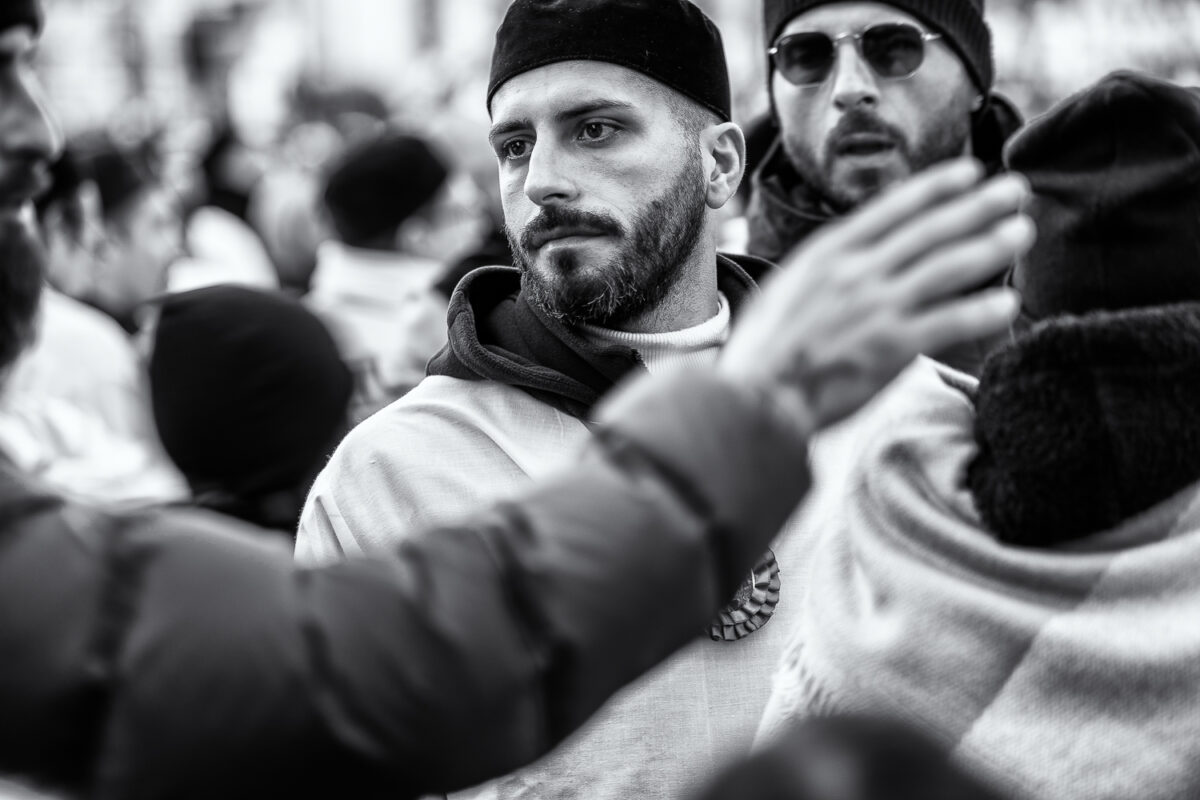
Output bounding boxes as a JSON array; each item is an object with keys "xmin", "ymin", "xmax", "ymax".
[
  {"xmin": 0, "ymin": 216, "xmax": 45, "ymax": 374},
  {"xmin": 782, "ymin": 101, "xmax": 972, "ymax": 213},
  {"xmin": 508, "ymin": 150, "xmax": 708, "ymax": 328}
]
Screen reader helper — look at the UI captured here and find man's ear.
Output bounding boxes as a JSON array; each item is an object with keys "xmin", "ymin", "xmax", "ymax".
[{"xmin": 700, "ymin": 122, "xmax": 746, "ymax": 211}]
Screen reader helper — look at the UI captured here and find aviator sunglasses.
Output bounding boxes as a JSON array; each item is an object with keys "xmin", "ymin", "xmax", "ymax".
[{"xmin": 769, "ymin": 23, "xmax": 942, "ymax": 87}]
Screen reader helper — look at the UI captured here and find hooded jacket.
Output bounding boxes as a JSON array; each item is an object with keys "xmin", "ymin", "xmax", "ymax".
[
  {"xmin": 758, "ymin": 308, "xmax": 1200, "ymax": 800},
  {"xmin": 296, "ymin": 254, "xmax": 768, "ymax": 562},
  {"xmin": 296, "ymin": 255, "xmax": 830, "ymax": 800}
]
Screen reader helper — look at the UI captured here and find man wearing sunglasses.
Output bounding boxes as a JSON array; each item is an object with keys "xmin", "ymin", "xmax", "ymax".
[{"xmin": 749, "ymin": 2, "xmax": 1022, "ymax": 361}]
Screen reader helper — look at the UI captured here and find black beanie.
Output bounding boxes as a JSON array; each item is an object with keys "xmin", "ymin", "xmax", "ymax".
[
  {"xmin": 149, "ymin": 286, "xmax": 353, "ymax": 503},
  {"xmin": 1006, "ymin": 70, "xmax": 1200, "ymax": 322},
  {"xmin": 762, "ymin": 0, "xmax": 993, "ymax": 93},
  {"xmin": 488, "ymin": 0, "xmax": 731, "ymax": 123},
  {"xmin": 0, "ymin": 0, "xmax": 41, "ymax": 34},
  {"xmin": 323, "ymin": 131, "xmax": 449, "ymax": 249}
]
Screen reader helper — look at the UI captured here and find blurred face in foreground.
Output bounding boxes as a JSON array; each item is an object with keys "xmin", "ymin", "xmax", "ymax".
[
  {"xmin": 772, "ymin": 1, "xmax": 975, "ymax": 211},
  {"xmin": 0, "ymin": 21, "xmax": 62, "ymax": 376},
  {"xmin": 489, "ymin": 61, "xmax": 717, "ymax": 330}
]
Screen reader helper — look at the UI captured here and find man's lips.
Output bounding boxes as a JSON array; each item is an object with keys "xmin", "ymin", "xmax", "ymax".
[
  {"xmin": 529, "ymin": 226, "xmax": 610, "ymax": 250},
  {"xmin": 834, "ymin": 133, "xmax": 897, "ymax": 157}
]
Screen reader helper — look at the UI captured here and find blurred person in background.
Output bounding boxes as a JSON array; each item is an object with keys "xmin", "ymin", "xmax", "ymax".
[
  {"xmin": 0, "ymin": 146, "xmax": 189, "ymax": 508},
  {"xmin": 72, "ymin": 138, "xmax": 184, "ymax": 333},
  {"xmin": 170, "ymin": 5, "xmax": 280, "ymax": 294},
  {"xmin": 247, "ymin": 81, "xmax": 392, "ymax": 294},
  {"xmin": 750, "ymin": 0, "xmax": 1022, "ymax": 372},
  {"xmin": 0, "ymin": 3, "xmax": 1031, "ymax": 794},
  {"xmin": 757, "ymin": 71, "xmax": 1200, "ymax": 800},
  {"xmin": 148, "ymin": 285, "xmax": 353, "ymax": 533},
  {"xmin": 307, "ymin": 130, "xmax": 485, "ymax": 415}
]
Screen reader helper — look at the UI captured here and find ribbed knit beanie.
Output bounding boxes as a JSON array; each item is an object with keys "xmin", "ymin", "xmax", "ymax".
[
  {"xmin": 763, "ymin": 0, "xmax": 993, "ymax": 93},
  {"xmin": 0, "ymin": 0, "xmax": 41, "ymax": 34},
  {"xmin": 149, "ymin": 285, "xmax": 353, "ymax": 503},
  {"xmin": 1006, "ymin": 70, "xmax": 1200, "ymax": 321},
  {"xmin": 323, "ymin": 131, "xmax": 449, "ymax": 249},
  {"xmin": 489, "ymin": 0, "xmax": 732, "ymax": 122}
]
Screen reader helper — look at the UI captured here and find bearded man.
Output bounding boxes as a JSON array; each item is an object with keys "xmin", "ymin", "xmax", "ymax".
[
  {"xmin": 297, "ymin": 0, "xmax": 767, "ymax": 561},
  {"xmin": 295, "ymin": 0, "xmax": 792, "ymax": 796},
  {"xmin": 749, "ymin": 0, "xmax": 1023, "ymax": 264}
]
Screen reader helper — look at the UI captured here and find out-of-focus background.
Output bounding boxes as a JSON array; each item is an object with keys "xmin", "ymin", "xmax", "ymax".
[{"xmin": 38, "ymin": 0, "xmax": 1200, "ymax": 153}]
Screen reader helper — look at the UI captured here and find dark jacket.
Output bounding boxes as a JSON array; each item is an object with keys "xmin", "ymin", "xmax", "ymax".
[
  {"xmin": 427, "ymin": 254, "xmax": 772, "ymax": 420},
  {"xmin": 0, "ymin": 367, "xmax": 811, "ymax": 800}
]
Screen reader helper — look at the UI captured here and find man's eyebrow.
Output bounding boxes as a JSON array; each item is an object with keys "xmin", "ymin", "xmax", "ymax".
[{"xmin": 489, "ymin": 99, "xmax": 638, "ymax": 145}]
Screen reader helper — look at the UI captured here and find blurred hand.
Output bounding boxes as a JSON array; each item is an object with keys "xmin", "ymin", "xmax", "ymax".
[{"xmin": 720, "ymin": 158, "xmax": 1033, "ymax": 430}]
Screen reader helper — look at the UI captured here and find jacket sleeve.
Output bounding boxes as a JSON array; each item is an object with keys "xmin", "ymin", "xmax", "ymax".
[{"xmin": 1, "ymin": 369, "xmax": 812, "ymax": 800}]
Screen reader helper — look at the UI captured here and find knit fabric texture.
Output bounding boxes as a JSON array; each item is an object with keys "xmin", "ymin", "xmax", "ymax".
[{"xmin": 488, "ymin": 0, "xmax": 732, "ymax": 122}]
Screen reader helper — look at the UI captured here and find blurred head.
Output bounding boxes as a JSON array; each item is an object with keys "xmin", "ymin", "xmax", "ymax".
[
  {"xmin": 765, "ymin": 0, "xmax": 991, "ymax": 211},
  {"xmin": 694, "ymin": 716, "xmax": 1007, "ymax": 800},
  {"xmin": 487, "ymin": 0, "xmax": 745, "ymax": 329},
  {"xmin": 1005, "ymin": 71, "xmax": 1200, "ymax": 326},
  {"xmin": 0, "ymin": 0, "xmax": 63, "ymax": 378},
  {"xmin": 149, "ymin": 285, "xmax": 353, "ymax": 530},
  {"xmin": 82, "ymin": 142, "xmax": 183, "ymax": 322},
  {"xmin": 322, "ymin": 130, "xmax": 485, "ymax": 260},
  {"xmin": 35, "ymin": 147, "xmax": 105, "ymax": 299}
]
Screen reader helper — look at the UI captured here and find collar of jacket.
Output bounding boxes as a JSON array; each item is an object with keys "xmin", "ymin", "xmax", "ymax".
[
  {"xmin": 969, "ymin": 302, "xmax": 1200, "ymax": 547},
  {"xmin": 746, "ymin": 93, "xmax": 1025, "ymax": 264},
  {"xmin": 427, "ymin": 253, "xmax": 771, "ymax": 420}
]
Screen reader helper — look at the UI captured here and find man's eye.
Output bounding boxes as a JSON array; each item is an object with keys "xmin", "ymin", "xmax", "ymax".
[
  {"xmin": 502, "ymin": 140, "xmax": 531, "ymax": 160},
  {"xmin": 579, "ymin": 122, "xmax": 616, "ymax": 142}
]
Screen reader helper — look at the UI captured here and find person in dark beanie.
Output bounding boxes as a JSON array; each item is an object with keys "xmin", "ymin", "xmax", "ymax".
[
  {"xmin": 294, "ymin": 2, "xmax": 1028, "ymax": 799},
  {"xmin": 149, "ymin": 286, "xmax": 353, "ymax": 532},
  {"xmin": 307, "ymin": 130, "xmax": 484, "ymax": 414},
  {"xmin": 0, "ymin": 0, "xmax": 1033, "ymax": 796},
  {"xmin": 749, "ymin": 0, "xmax": 1023, "ymax": 373},
  {"xmin": 758, "ymin": 71, "xmax": 1200, "ymax": 800}
]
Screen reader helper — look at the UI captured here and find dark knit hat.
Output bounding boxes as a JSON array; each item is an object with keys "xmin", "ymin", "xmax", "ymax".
[
  {"xmin": 488, "ymin": 0, "xmax": 732, "ymax": 123},
  {"xmin": 149, "ymin": 286, "xmax": 353, "ymax": 504},
  {"xmin": 763, "ymin": 0, "xmax": 993, "ymax": 93},
  {"xmin": 1006, "ymin": 70, "xmax": 1200, "ymax": 322},
  {"xmin": 323, "ymin": 131, "xmax": 449, "ymax": 249},
  {"xmin": 0, "ymin": 0, "xmax": 41, "ymax": 34}
]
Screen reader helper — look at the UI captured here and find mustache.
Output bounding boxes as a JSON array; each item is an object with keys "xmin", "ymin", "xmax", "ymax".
[
  {"xmin": 516, "ymin": 206, "xmax": 624, "ymax": 254},
  {"xmin": 825, "ymin": 109, "xmax": 907, "ymax": 157}
]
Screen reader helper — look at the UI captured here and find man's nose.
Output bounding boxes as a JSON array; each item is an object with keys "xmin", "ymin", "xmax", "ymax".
[
  {"xmin": 830, "ymin": 41, "xmax": 881, "ymax": 112},
  {"xmin": 523, "ymin": 140, "xmax": 578, "ymax": 207},
  {"xmin": 0, "ymin": 67, "xmax": 62, "ymax": 166}
]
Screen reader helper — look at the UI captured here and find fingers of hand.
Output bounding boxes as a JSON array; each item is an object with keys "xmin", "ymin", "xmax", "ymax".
[
  {"xmin": 870, "ymin": 173, "xmax": 1030, "ymax": 276},
  {"xmin": 891, "ymin": 214, "xmax": 1036, "ymax": 307},
  {"xmin": 904, "ymin": 287, "xmax": 1021, "ymax": 355},
  {"xmin": 823, "ymin": 158, "xmax": 985, "ymax": 247}
]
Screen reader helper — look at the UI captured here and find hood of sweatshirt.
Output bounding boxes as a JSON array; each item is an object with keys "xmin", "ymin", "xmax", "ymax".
[{"xmin": 427, "ymin": 253, "xmax": 771, "ymax": 420}]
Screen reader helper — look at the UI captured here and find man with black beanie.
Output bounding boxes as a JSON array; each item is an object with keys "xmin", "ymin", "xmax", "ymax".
[
  {"xmin": 750, "ymin": 0, "xmax": 1022, "ymax": 373},
  {"xmin": 296, "ymin": 2, "xmax": 788, "ymax": 796}
]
